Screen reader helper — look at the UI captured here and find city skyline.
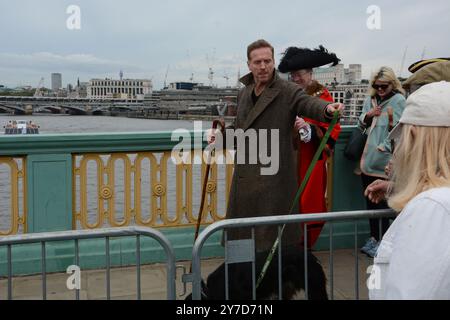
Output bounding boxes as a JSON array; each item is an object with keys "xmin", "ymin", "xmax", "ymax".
[{"xmin": 0, "ymin": 0, "xmax": 448, "ymax": 89}]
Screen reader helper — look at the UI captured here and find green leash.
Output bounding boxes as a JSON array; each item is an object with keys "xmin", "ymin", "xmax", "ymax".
[{"xmin": 255, "ymin": 111, "xmax": 339, "ymax": 289}]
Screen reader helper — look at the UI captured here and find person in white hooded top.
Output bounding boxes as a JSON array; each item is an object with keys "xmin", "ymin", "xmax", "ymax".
[{"xmin": 368, "ymin": 81, "xmax": 450, "ymax": 300}]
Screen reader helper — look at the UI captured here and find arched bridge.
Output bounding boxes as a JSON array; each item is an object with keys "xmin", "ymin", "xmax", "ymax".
[{"xmin": 0, "ymin": 97, "xmax": 141, "ymax": 115}]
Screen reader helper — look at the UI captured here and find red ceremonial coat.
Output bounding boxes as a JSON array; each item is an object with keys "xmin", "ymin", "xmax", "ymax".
[{"xmin": 297, "ymin": 87, "xmax": 341, "ymax": 248}]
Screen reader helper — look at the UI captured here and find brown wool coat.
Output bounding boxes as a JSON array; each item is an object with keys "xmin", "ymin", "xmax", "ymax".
[{"xmin": 225, "ymin": 71, "xmax": 331, "ymax": 251}]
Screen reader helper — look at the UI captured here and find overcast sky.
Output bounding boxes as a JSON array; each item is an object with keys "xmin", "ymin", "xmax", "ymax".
[{"xmin": 0, "ymin": 0, "xmax": 448, "ymax": 89}]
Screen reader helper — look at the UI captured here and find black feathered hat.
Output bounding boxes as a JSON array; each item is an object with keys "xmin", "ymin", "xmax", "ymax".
[{"xmin": 278, "ymin": 45, "xmax": 340, "ymax": 73}]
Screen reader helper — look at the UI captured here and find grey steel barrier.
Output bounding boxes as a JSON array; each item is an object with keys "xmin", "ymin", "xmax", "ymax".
[
  {"xmin": 190, "ymin": 209, "xmax": 396, "ymax": 300},
  {"xmin": 0, "ymin": 226, "xmax": 177, "ymax": 300}
]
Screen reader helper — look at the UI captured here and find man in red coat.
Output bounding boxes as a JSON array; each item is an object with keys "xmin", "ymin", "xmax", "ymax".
[{"xmin": 278, "ymin": 46, "xmax": 342, "ymax": 248}]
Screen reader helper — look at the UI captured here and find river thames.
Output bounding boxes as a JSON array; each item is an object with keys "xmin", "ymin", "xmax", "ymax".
[{"xmin": 0, "ymin": 114, "xmax": 210, "ymax": 134}]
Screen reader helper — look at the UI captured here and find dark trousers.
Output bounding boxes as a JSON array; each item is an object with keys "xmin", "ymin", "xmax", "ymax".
[{"xmin": 361, "ymin": 173, "xmax": 391, "ymax": 241}]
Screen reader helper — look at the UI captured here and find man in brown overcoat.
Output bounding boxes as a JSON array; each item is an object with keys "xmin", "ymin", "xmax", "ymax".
[{"xmin": 211, "ymin": 39, "xmax": 344, "ymax": 252}]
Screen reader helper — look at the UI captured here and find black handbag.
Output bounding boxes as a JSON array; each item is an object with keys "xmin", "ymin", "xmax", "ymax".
[{"xmin": 344, "ymin": 127, "xmax": 367, "ymax": 161}]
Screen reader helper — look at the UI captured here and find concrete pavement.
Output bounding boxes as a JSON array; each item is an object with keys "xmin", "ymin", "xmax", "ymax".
[{"xmin": 0, "ymin": 249, "xmax": 373, "ymax": 300}]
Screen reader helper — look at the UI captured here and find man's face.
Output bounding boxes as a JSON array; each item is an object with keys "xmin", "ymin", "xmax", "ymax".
[
  {"xmin": 247, "ymin": 47, "xmax": 275, "ymax": 85},
  {"xmin": 290, "ymin": 69, "xmax": 313, "ymax": 89}
]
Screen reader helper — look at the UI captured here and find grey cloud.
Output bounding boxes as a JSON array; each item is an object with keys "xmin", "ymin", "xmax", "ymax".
[
  {"xmin": 0, "ymin": 0, "xmax": 449, "ymax": 88},
  {"xmin": 0, "ymin": 52, "xmax": 139, "ymax": 71}
]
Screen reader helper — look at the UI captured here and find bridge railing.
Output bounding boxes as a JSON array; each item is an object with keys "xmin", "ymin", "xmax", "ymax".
[
  {"xmin": 0, "ymin": 130, "xmax": 233, "ymax": 235},
  {"xmin": 0, "ymin": 126, "xmax": 368, "ymax": 274}
]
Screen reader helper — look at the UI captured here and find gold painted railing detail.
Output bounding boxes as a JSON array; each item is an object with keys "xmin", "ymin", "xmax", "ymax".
[
  {"xmin": 73, "ymin": 150, "xmax": 234, "ymax": 229},
  {"xmin": 0, "ymin": 157, "xmax": 26, "ymax": 235}
]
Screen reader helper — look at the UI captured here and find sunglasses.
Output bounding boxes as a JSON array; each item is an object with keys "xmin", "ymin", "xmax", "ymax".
[{"xmin": 372, "ymin": 84, "xmax": 390, "ymax": 90}]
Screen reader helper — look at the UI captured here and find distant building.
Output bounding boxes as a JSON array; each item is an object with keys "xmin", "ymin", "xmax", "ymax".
[
  {"xmin": 313, "ymin": 64, "xmax": 362, "ymax": 85},
  {"xmin": 166, "ymin": 82, "xmax": 230, "ymax": 91},
  {"xmin": 57, "ymin": 88, "xmax": 68, "ymax": 97},
  {"xmin": 329, "ymin": 83, "xmax": 369, "ymax": 125},
  {"xmin": 15, "ymin": 86, "xmax": 33, "ymax": 91},
  {"xmin": 314, "ymin": 64, "xmax": 345, "ymax": 85},
  {"xmin": 76, "ymin": 81, "xmax": 89, "ymax": 98},
  {"xmin": 168, "ymin": 82, "xmax": 198, "ymax": 90},
  {"xmin": 87, "ymin": 78, "xmax": 152, "ymax": 100},
  {"xmin": 348, "ymin": 64, "xmax": 362, "ymax": 83},
  {"xmin": 51, "ymin": 73, "xmax": 62, "ymax": 91}
]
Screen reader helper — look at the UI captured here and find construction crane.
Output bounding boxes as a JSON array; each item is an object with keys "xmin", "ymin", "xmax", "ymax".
[
  {"xmin": 163, "ymin": 65, "xmax": 170, "ymax": 89},
  {"xmin": 186, "ymin": 50, "xmax": 194, "ymax": 83},
  {"xmin": 420, "ymin": 46, "xmax": 426, "ymax": 60},
  {"xmin": 207, "ymin": 67, "xmax": 214, "ymax": 87},
  {"xmin": 223, "ymin": 70, "xmax": 230, "ymax": 88},
  {"xmin": 398, "ymin": 46, "xmax": 408, "ymax": 78},
  {"xmin": 236, "ymin": 67, "xmax": 242, "ymax": 88},
  {"xmin": 206, "ymin": 48, "xmax": 216, "ymax": 87},
  {"xmin": 34, "ymin": 77, "xmax": 45, "ymax": 97}
]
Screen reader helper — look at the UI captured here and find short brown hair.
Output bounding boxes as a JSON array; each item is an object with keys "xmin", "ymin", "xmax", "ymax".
[{"xmin": 247, "ymin": 39, "xmax": 274, "ymax": 60}]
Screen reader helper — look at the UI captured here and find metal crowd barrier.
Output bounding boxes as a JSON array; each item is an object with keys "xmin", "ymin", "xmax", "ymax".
[
  {"xmin": 0, "ymin": 227, "xmax": 176, "ymax": 300},
  {"xmin": 190, "ymin": 209, "xmax": 396, "ymax": 300}
]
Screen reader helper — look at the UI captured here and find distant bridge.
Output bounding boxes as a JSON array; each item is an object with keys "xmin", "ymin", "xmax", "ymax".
[{"xmin": 0, "ymin": 96, "xmax": 147, "ymax": 115}]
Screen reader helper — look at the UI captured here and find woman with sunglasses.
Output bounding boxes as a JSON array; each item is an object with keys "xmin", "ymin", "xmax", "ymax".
[{"xmin": 359, "ymin": 66, "xmax": 406, "ymax": 257}]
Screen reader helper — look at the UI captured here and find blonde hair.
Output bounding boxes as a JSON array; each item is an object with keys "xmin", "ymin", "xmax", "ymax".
[
  {"xmin": 369, "ymin": 66, "xmax": 405, "ymax": 97},
  {"xmin": 388, "ymin": 125, "xmax": 450, "ymax": 211}
]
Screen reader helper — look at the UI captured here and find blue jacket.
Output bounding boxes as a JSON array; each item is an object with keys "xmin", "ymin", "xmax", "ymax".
[{"xmin": 359, "ymin": 93, "xmax": 406, "ymax": 177}]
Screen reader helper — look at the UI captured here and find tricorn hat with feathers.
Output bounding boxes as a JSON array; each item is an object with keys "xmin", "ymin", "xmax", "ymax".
[{"xmin": 278, "ymin": 45, "xmax": 340, "ymax": 73}]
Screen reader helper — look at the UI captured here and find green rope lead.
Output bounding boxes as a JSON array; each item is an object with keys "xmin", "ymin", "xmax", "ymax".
[{"xmin": 255, "ymin": 111, "xmax": 339, "ymax": 289}]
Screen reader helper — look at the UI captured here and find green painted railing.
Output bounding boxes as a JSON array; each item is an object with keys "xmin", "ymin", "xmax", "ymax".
[{"xmin": 0, "ymin": 127, "xmax": 368, "ymax": 275}]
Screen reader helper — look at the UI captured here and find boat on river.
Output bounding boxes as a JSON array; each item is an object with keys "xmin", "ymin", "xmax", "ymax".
[{"xmin": 3, "ymin": 120, "xmax": 39, "ymax": 134}]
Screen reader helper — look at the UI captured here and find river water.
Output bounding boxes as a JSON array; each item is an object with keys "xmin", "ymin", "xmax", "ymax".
[
  {"xmin": 0, "ymin": 114, "xmax": 210, "ymax": 134},
  {"xmin": 0, "ymin": 114, "xmax": 230, "ymax": 231}
]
